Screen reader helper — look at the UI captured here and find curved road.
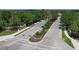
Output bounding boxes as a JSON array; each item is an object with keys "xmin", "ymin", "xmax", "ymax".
[
  {"xmin": 0, "ymin": 16, "xmax": 73, "ymax": 50},
  {"xmin": 0, "ymin": 20, "xmax": 47, "ymax": 50},
  {"xmin": 38, "ymin": 16, "xmax": 73, "ymax": 50},
  {"xmin": 30, "ymin": 16, "xmax": 73, "ymax": 50}
]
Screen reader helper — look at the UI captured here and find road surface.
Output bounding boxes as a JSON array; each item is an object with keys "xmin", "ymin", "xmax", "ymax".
[
  {"xmin": 0, "ymin": 17, "xmax": 73, "ymax": 50},
  {"xmin": 0, "ymin": 20, "xmax": 48, "ymax": 50},
  {"xmin": 36, "ymin": 16, "xmax": 73, "ymax": 50},
  {"xmin": 29, "ymin": 16, "xmax": 73, "ymax": 50}
]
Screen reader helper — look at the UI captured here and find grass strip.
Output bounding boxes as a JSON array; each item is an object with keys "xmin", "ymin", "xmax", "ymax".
[
  {"xmin": 62, "ymin": 31, "xmax": 74, "ymax": 48},
  {"xmin": 0, "ymin": 30, "xmax": 16, "ymax": 36}
]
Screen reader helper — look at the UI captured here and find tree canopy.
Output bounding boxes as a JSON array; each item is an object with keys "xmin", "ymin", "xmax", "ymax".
[
  {"xmin": 0, "ymin": 10, "xmax": 58, "ymax": 31},
  {"xmin": 61, "ymin": 10, "xmax": 79, "ymax": 32}
]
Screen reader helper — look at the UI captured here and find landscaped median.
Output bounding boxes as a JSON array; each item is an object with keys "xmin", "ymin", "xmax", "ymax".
[
  {"xmin": 62, "ymin": 30, "xmax": 74, "ymax": 48},
  {"xmin": 29, "ymin": 19, "xmax": 56, "ymax": 42}
]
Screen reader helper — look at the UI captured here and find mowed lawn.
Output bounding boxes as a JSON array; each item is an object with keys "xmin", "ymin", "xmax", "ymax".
[{"xmin": 0, "ymin": 30, "xmax": 16, "ymax": 36}]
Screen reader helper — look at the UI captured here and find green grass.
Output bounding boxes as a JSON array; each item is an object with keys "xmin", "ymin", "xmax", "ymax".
[
  {"xmin": 62, "ymin": 31, "xmax": 74, "ymax": 48},
  {"xmin": 0, "ymin": 27, "xmax": 30, "ymax": 36},
  {"xmin": 0, "ymin": 30, "xmax": 16, "ymax": 36}
]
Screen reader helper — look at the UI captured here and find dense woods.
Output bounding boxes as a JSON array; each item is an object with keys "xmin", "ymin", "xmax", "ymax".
[
  {"xmin": 0, "ymin": 10, "xmax": 58, "ymax": 33},
  {"xmin": 61, "ymin": 10, "xmax": 79, "ymax": 38},
  {"xmin": 0, "ymin": 10, "xmax": 45, "ymax": 31}
]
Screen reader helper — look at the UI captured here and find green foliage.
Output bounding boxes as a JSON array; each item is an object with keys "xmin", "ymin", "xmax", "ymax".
[
  {"xmin": 0, "ymin": 10, "xmax": 47, "ymax": 30},
  {"xmin": 0, "ymin": 10, "xmax": 58, "ymax": 32},
  {"xmin": 61, "ymin": 11, "xmax": 79, "ymax": 32}
]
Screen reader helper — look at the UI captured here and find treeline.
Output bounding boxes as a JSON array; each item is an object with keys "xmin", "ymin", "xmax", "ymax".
[
  {"xmin": 61, "ymin": 10, "xmax": 79, "ymax": 38},
  {"xmin": 0, "ymin": 10, "xmax": 58, "ymax": 31}
]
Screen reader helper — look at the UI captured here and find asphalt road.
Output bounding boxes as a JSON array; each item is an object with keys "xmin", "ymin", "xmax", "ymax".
[
  {"xmin": 0, "ymin": 16, "xmax": 73, "ymax": 50},
  {"xmin": 39, "ymin": 16, "xmax": 73, "ymax": 50},
  {"xmin": 30, "ymin": 16, "xmax": 73, "ymax": 50},
  {"xmin": 0, "ymin": 20, "xmax": 48, "ymax": 50}
]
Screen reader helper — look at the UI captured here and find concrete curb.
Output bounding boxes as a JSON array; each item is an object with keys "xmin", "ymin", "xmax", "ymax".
[
  {"xmin": 12, "ymin": 27, "xmax": 30, "ymax": 36},
  {"xmin": 64, "ymin": 30, "xmax": 78, "ymax": 49}
]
